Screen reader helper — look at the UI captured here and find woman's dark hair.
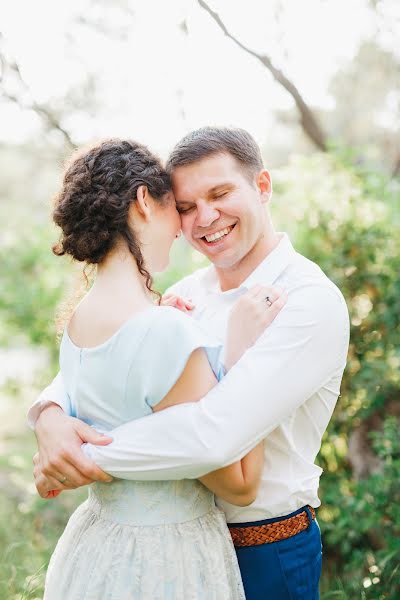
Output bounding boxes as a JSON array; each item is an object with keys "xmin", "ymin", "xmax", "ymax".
[{"xmin": 52, "ymin": 138, "xmax": 171, "ymax": 299}]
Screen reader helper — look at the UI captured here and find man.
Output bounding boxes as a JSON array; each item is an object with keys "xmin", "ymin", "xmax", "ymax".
[{"xmin": 30, "ymin": 127, "xmax": 349, "ymax": 599}]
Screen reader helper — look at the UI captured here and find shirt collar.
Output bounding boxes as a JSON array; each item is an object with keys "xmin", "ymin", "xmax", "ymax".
[
  {"xmin": 200, "ymin": 233, "xmax": 296, "ymax": 294},
  {"xmin": 240, "ymin": 233, "xmax": 296, "ymax": 290}
]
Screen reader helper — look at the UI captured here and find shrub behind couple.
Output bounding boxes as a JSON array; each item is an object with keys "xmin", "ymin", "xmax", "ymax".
[{"xmin": 30, "ymin": 127, "xmax": 349, "ymax": 599}]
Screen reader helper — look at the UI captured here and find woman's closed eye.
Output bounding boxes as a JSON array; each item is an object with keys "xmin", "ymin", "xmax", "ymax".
[{"xmin": 177, "ymin": 204, "xmax": 194, "ymax": 214}]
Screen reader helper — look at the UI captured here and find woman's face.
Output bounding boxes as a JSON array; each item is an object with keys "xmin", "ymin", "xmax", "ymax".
[{"xmin": 144, "ymin": 191, "xmax": 181, "ymax": 273}]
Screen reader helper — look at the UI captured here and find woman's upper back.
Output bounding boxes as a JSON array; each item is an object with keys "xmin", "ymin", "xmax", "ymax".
[{"xmin": 60, "ymin": 305, "xmax": 221, "ymax": 432}]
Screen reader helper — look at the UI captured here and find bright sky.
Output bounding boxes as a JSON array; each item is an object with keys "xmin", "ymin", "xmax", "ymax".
[{"xmin": 0, "ymin": 0, "xmax": 382, "ymax": 157}]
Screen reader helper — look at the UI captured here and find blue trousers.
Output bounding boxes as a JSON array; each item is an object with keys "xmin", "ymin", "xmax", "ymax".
[{"xmin": 230, "ymin": 507, "xmax": 322, "ymax": 600}]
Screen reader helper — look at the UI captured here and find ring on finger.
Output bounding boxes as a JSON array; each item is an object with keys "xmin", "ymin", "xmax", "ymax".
[
  {"xmin": 264, "ymin": 296, "xmax": 273, "ymax": 307},
  {"xmin": 58, "ymin": 475, "xmax": 68, "ymax": 484}
]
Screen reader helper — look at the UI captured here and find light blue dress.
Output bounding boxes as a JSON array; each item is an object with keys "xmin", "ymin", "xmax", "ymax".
[{"xmin": 44, "ymin": 306, "xmax": 245, "ymax": 600}]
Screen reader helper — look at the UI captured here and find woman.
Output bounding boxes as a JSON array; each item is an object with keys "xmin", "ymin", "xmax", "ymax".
[{"xmin": 43, "ymin": 138, "xmax": 285, "ymax": 599}]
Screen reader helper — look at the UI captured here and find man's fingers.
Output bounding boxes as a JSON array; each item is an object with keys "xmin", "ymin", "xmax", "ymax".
[
  {"xmin": 58, "ymin": 459, "xmax": 102, "ymax": 487},
  {"xmin": 45, "ymin": 489, "xmax": 62, "ymax": 499},
  {"xmin": 35, "ymin": 475, "xmax": 63, "ymax": 498},
  {"xmin": 75, "ymin": 422, "xmax": 113, "ymax": 446},
  {"xmin": 35, "ymin": 457, "xmax": 96, "ymax": 490},
  {"xmin": 35, "ymin": 473, "xmax": 65, "ymax": 497},
  {"xmin": 67, "ymin": 448, "xmax": 113, "ymax": 483}
]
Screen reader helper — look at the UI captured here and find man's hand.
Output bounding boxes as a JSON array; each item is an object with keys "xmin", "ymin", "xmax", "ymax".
[{"xmin": 33, "ymin": 404, "xmax": 113, "ymax": 499}]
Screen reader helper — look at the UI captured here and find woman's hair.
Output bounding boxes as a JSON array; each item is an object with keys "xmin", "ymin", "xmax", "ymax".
[{"xmin": 52, "ymin": 138, "xmax": 171, "ymax": 298}]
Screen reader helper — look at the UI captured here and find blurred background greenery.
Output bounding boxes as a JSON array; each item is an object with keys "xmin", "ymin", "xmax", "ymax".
[{"xmin": 0, "ymin": 1, "xmax": 399, "ymax": 598}]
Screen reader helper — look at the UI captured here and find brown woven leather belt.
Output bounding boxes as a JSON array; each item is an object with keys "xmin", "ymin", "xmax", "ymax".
[{"xmin": 229, "ymin": 506, "xmax": 316, "ymax": 547}]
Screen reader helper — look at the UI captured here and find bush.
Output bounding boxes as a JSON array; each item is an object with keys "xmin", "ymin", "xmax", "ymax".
[{"xmin": 274, "ymin": 154, "xmax": 400, "ymax": 597}]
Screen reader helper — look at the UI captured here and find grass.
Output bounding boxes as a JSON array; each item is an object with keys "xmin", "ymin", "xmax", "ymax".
[{"xmin": 0, "ymin": 378, "xmax": 85, "ymax": 600}]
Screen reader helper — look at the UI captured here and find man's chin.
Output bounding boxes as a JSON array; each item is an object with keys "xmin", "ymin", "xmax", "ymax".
[
  {"xmin": 208, "ymin": 252, "xmax": 240, "ymax": 270},
  {"xmin": 190, "ymin": 240, "xmax": 240, "ymax": 269}
]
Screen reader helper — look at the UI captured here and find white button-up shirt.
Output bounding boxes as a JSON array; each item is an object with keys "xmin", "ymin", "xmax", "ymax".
[{"xmin": 30, "ymin": 234, "xmax": 349, "ymax": 523}]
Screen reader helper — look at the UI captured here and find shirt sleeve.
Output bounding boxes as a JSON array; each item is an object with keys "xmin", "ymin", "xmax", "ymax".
[
  {"xmin": 27, "ymin": 371, "xmax": 72, "ymax": 429},
  {"xmin": 83, "ymin": 283, "xmax": 349, "ymax": 480}
]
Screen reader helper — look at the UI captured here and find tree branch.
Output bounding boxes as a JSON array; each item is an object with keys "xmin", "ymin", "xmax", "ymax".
[
  {"xmin": 0, "ymin": 34, "xmax": 75, "ymax": 148},
  {"xmin": 197, "ymin": 0, "xmax": 327, "ymax": 152}
]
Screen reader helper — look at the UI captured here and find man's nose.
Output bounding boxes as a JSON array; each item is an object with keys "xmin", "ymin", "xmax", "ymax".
[{"xmin": 195, "ymin": 202, "xmax": 219, "ymax": 228}]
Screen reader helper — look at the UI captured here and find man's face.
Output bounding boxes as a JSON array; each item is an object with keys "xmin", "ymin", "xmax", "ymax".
[{"xmin": 172, "ymin": 153, "xmax": 271, "ymax": 270}]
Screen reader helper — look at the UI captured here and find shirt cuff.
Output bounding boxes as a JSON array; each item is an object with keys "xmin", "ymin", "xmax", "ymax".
[{"xmin": 27, "ymin": 399, "xmax": 63, "ymax": 430}]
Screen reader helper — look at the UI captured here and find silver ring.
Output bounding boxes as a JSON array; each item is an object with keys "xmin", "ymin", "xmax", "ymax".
[
  {"xmin": 58, "ymin": 476, "xmax": 67, "ymax": 484},
  {"xmin": 264, "ymin": 296, "xmax": 272, "ymax": 307}
]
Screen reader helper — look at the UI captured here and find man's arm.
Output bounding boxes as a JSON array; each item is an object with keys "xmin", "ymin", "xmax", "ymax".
[
  {"xmin": 82, "ymin": 283, "xmax": 349, "ymax": 480},
  {"xmin": 30, "ymin": 376, "xmax": 114, "ymax": 495}
]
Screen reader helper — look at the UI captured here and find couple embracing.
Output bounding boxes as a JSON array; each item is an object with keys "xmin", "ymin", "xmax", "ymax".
[{"xmin": 29, "ymin": 126, "xmax": 349, "ymax": 599}]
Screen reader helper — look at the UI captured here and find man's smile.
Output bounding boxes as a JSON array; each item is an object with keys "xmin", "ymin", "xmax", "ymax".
[{"xmin": 197, "ymin": 223, "xmax": 237, "ymax": 247}]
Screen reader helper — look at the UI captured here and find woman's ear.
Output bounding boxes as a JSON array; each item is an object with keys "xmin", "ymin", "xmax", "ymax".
[{"xmin": 135, "ymin": 185, "xmax": 152, "ymax": 222}]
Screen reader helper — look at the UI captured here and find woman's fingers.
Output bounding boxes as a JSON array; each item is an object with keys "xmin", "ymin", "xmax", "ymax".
[
  {"xmin": 265, "ymin": 290, "xmax": 288, "ymax": 318},
  {"xmin": 253, "ymin": 286, "xmax": 283, "ymax": 304},
  {"xmin": 161, "ymin": 294, "xmax": 195, "ymax": 312}
]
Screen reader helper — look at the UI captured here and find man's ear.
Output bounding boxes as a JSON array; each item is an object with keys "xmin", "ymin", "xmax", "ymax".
[
  {"xmin": 257, "ymin": 170, "xmax": 272, "ymax": 204},
  {"xmin": 135, "ymin": 185, "xmax": 152, "ymax": 222}
]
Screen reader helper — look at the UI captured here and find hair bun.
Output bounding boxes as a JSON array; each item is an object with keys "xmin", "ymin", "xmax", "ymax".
[{"xmin": 52, "ymin": 138, "xmax": 171, "ymax": 300}]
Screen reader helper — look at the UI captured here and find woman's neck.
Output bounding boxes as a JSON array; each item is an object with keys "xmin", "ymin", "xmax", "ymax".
[
  {"xmin": 92, "ymin": 246, "xmax": 151, "ymax": 306},
  {"xmin": 67, "ymin": 247, "xmax": 153, "ymax": 348}
]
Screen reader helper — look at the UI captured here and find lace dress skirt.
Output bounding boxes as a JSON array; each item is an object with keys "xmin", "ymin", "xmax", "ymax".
[{"xmin": 44, "ymin": 480, "xmax": 245, "ymax": 600}]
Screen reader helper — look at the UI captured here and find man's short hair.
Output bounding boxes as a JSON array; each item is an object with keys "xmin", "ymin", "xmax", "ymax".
[{"xmin": 166, "ymin": 126, "xmax": 264, "ymax": 181}]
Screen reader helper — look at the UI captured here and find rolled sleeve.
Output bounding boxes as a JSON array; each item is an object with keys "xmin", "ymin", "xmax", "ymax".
[{"xmin": 27, "ymin": 372, "xmax": 72, "ymax": 429}]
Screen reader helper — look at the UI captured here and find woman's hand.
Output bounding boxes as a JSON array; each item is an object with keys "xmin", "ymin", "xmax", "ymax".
[
  {"xmin": 224, "ymin": 285, "xmax": 288, "ymax": 370},
  {"xmin": 161, "ymin": 293, "xmax": 195, "ymax": 313}
]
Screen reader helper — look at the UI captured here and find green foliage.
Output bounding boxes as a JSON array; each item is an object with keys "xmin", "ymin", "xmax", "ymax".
[
  {"xmin": 320, "ymin": 418, "xmax": 400, "ymax": 599},
  {"xmin": 0, "ymin": 224, "xmax": 73, "ymax": 362},
  {"xmin": 275, "ymin": 153, "xmax": 400, "ymax": 423},
  {"xmin": 274, "ymin": 154, "xmax": 400, "ymax": 597}
]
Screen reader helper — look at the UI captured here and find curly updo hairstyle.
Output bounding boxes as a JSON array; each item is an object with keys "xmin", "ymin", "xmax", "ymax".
[{"xmin": 52, "ymin": 138, "xmax": 172, "ymax": 299}]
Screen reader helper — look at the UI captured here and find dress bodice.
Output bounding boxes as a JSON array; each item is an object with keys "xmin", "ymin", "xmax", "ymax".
[{"xmin": 59, "ymin": 306, "xmax": 222, "ymax": 526}]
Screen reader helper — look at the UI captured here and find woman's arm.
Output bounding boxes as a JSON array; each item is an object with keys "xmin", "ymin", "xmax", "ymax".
[
  {"xmin": 153, "ymin": 347, "xmax": 263, "ymax": 506},
  {"xmin": 152, "ymin": 285, "xmax": 286, "ymax": 506}
]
